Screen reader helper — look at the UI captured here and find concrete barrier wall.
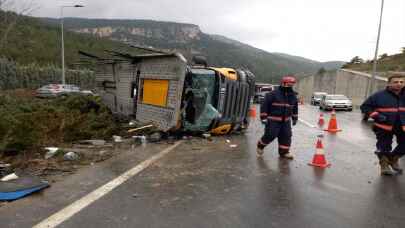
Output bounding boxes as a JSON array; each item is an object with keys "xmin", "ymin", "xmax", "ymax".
[
  {"xmin": 297, "ymin": 69, "xmax": 387, "ymax": 107},
  {"xmin": 313, "ymin": 71, "xmax": 337, "ymax": 95},
  {"xmin": 296, "ymin": 75, "xmax": 314, "ymax": 102}
]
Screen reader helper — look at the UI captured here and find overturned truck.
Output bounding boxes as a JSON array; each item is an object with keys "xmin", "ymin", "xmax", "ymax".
[{"xmin": 88, "ymin": 51, "xmax": 255, "ymax": 135}]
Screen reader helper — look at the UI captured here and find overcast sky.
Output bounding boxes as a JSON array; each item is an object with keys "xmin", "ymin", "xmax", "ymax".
[{"xmin": 13, "ymin": 0, "xmax": 405, "ymax": 62}]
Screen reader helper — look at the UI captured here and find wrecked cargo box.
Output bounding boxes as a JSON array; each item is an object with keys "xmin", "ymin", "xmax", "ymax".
[{"xmin": 84, "ymin": 50, "xmax": 255, "ymax": 134}]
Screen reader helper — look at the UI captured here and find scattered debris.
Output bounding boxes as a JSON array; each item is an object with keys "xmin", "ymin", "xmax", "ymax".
[
  {"xmin": 0, "ymin": 163, "xmax": 11, "ymax": 168},
  {"xmin": 0, "ymin": 164, "xmax": 12, "ymax": 179},
  {"xmin": 127, "ymin": 124, "xmax": 154, "ymax": 133},
  {"xmin": 44, "ymin": 147, "xmax": 59, "ymax": 159},
  {"xmin": 99, "ymin": 150, "xmax": 108, "ymax": 156},
  {"xmin": 132, "ymin": 136, "xmax": 147, "ymax": 145},
  {"xmin": 63, "ymin": 152, "xmax": 79, "ymax": 161},
  {"xmin": 73, "ymin": 142, "xmax": 113, "ymax": 149},
  {"xmin": 78, "ymin": 140, "xmax": 106, "ymax": 146},
  {"xmin": 148, "ymin": 132, "xmax": 162, "ymax": 143},
  {"xmin": 202, "ymin": 133, "xmax": 211, "ymax": 139},
  {"xmin": 230, "ymin": 144, "xmax": 238, "ymax": 148},
  {"xmin": 112, "ymin": 135, "xmax": 123, "ymax": 143},
  {"xmin": 226, "ymin": 139, "xmax": 231, "ymax": 143},
  {"xmin": 182, "ymin": 136, "xmax": 193, "ymax": 140},
  {"xmin": 1, "ymin": 173, "xmax": 19, "ymax": 182},
  {"xmin": 0, "ymin": 174, "xmax": 49, "ymax": 201}
]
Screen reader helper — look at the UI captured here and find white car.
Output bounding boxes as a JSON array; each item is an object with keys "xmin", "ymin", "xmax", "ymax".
[
  {"xmin": 310, "ymin": 92, "xmax": 327, "ymax": 105},
  {"xmin": 319, "ymin": 94, "xmax": 353, "ymax": 111},
  {"xmin": 36, "ymin": 84, "xmax": 94, "ymax": 98}
]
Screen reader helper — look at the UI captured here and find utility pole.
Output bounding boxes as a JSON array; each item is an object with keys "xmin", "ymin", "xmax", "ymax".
[
  {"xmin": 60, "ymin": 4, "xmax": 84, "ymax": 84},
  {"xmin": 368, "ymin": 0, "xmax": 384, "ymax": 97}
]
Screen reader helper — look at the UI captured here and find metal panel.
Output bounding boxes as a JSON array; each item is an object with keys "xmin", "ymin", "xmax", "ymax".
[
  {"xmin": 115, "ymin": 62, "xmax": 135, "ymax": 116},
  {"xmin": 95, "ymin": 63, "xmax": 117, "ymax": 113},
  {"xmin": 99, "ymin": 91, "xmax": 116, "ymax": 113},
  {"xmin": 135, "ymin": 55, "xmax": 187, "ymax": 131}
]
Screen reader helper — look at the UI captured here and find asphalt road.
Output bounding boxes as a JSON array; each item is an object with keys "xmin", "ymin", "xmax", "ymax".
[{"xmin": 1, "ymin": 105, "xmax": 405, "ymax": 228}]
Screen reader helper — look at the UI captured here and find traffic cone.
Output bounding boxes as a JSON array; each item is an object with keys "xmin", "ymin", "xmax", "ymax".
[
  {"xmin": 249, "ymin": 106, "xmax": 257, "ymax": 118},
  {"xmin": 318, "ymin": 113, "xmax": 325, "ymax": 127},
  {"xmin": 308, "ymin": 135, "xmax": 331, "ymax": 168},
  {"xmin": 324, "ymin": 109, "xmax": 341, "ymax": 133}
]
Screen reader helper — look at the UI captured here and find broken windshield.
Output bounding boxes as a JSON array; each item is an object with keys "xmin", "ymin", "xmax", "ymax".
[{"xmin": 183, "ymin": 68, "xmax": 219, "ymax": 132}]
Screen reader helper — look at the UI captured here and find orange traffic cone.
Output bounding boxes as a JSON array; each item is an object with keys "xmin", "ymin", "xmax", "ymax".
[
  {"xmin": 308, "ymin": 135, "xmax": 331, "ymax": 168},
  {"xmin": 324, "ymin": 109, "xmax": 341, "ymax": 133},
  {"xmin": 318, "ymin": 113, "xmax": 325, "ymax": 127},
  {"xmin": 249, "ymin": 106, "xmax": 257, "ymax": 118}
]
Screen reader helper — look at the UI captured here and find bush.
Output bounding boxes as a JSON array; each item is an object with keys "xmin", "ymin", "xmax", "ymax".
[{"xmin": 0, "ymin": 92, "xmax": 118, "ymax": 155}]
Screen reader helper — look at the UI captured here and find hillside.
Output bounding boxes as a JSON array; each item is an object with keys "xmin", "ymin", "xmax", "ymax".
[
  {"xmin": 272, "ymin": 53, "xmax": 344, "ymax": 71},
  {"xmin": 40, "ymin": 17, "xmax": 344, "ymax": 82},
  {"xmin": 0, "ymin": 11, "xmax": 345, "ymax": 82},
  {"xmin": 0, "ymin": 11, "xmax": 142, "ymax": 68},
  {"xmin": 343, "ymin": 51, "xmax": 405, "ymax": 75}
]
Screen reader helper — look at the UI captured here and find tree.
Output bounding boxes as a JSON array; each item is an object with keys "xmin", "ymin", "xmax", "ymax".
[
  {"xmin": 379, "ymin": 53, "xmax": 388, "ymax": 60},
  {"xmin": 401, "ymin": 47, "xmax": 405, "ymax": 54},
  {"xmin": 317, "ymin": 67, "xmax": 326, "ymax": 75},
  {"xmin": 0, "ymin": 0, "xmax": 37, "ymax": 51},
  {"xmin": 349, "ymin": 56, "xmax": 364, "ymax": 64}
]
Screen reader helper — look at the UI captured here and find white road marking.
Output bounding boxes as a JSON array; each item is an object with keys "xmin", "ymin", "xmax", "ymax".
[
  {"xmin": 33, "ymin": 141, "xmax": 183, "ymax": 228},
  {"xmin": 298, "ymin": 118, "xmax": 317, "ymax": 128}
]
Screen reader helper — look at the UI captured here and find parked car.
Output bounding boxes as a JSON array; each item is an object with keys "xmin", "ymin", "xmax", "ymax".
[
  {"xmin": 310, "ymin": 92, "xmax": 327, "ymax": 105},
  {"xmin": 36, "ymin": 84, "xmax": 93, "ymax": 98},
  {"xmin": 319, "ymin": 94, "xmax": 353, "ymax": 111}
]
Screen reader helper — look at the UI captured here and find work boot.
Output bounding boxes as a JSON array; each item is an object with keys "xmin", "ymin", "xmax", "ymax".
[
  {"xmin": 280, "ymin": 153, "xmax": 294, "ymax": 160},
  {"xmin": 379, "ymin": 156, "xmax": 396, "ymax": 176},
  {"xmin": 256, "ymin": 147, "xmax": 264, "ymax": 157},
  {"xmin": 389, "ymin": 155, "xmax": 403, "ymax": 174}
]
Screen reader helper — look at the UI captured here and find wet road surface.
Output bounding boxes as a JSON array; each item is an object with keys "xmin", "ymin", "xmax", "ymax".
[{"xmin": 1, "ymin": 105, "xmax": 405, "ymax": 228}]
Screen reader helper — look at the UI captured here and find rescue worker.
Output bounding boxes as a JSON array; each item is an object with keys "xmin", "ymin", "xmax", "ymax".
[
  {"xmin": 257, "ymin": 75, "xmax": 298, "ymax": 159},
  {"xmin": 360, "ymin": 73, "xmax": 405, "ymax": 175}
]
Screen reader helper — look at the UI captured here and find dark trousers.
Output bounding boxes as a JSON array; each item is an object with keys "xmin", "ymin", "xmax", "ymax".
[
  {"xmin": 258, "ymin": 120, "xmax": 292, "ymax": 155},
  {"xmin": 373, "ymin": 125, "xmax": 405, "ymax": 158}
]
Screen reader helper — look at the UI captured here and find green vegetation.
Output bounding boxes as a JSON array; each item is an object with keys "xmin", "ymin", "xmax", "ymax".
[
  {"xmin": 343, "ymin": 49, "xmax": 405, "ymax": 75},
  {"xmin": 0, "ymin": 91, "xmax": 118, "ymax": 154},
  {"xmin": 0, "ymin": 10, "xmax": 141, "ymax": 67},
  {"xmin": 0, "ymin": 58, "xmax": 95, "ymax": 90}
]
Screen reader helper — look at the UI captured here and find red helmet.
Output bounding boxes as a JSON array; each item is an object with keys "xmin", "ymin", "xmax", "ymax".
[{"xmin": 281, "ymin": 75, "xmax": 296, "ymax": 85}]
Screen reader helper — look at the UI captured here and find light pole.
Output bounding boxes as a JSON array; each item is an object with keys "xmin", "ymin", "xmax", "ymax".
[
  {"xmin": 60, "ymin": 4, "xmax": 84, "ymax": 84},
  {"xmin": 368, "ymin": 0, "xmax": 384, "ymax": 97}
]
